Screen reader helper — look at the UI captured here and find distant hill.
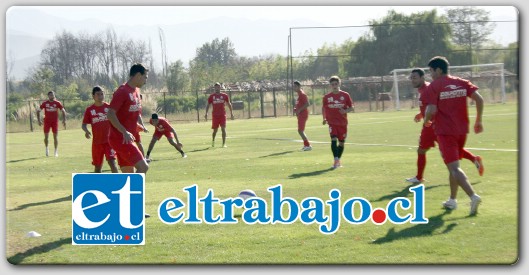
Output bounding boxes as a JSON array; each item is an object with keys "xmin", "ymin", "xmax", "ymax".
[{"xmin": 6, "ymin": 8, "xmax": 332, "ymax": 80}]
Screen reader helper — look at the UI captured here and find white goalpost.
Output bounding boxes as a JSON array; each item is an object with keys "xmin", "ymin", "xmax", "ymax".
[{"xmin": 389, "ymin": 63, "xmax": 506, "ymax": 110}]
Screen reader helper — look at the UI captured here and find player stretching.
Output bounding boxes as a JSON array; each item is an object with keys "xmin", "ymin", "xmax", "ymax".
[
  {"xmin": 423, "ymin": 56, "xmax": 484, "ymax": 215},
  {"xmin": 82, "ymin": 86, "xmax": 119, "ymax": 173},
  {"xmin": 294, "ymin": 81, "xmax": 312, "ymax": 151},
  {"xmin": 322, "ymin": 76, "xmax": 354, "ymax": 169},
  {"xmin": 204, "ymin": 82, "xmax": 234, "ymax": 148},
  {"xmin": 406, "ymin": 68, "xmax": 484, "ymax": 184},
  {"xmin": 145, "ymin": 113, "xmax": 187, "ymax": 161},
  {"xmin": 37, "ymin": 91, "xmax": 66, "ymax": 157}
]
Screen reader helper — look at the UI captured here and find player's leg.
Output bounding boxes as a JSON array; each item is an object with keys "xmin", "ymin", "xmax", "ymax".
[
  {"xmin": 220, "ymin": 117, "xmax": 227, "ymax": 147},
  {"xmin": 461, "ymin": 148, "xmax": 484, "ymax": 176},
  {"xmin": 167, "ymin": 137, "xmax": 186, "ymax": 157},
  {"xmin": 221, "ymin": 126, "xmax": 227, "ymax": 147},
  {"xmin": 43, "ymin": 131, "xmax": 50, "ymax": 156},
  {"xmin": 298, "ymin": 115, "xmax": 311, "ymax": 150},
  {"xmin": 145, "ymin": 136, "xmax": 159, "ymax": 160},
  {"xmin": 92, "ymin": 143, "xmax": 104, "ymax": 173},
  {"xmin": 136, "ymin": 141, "xmax": 145, "ymax": 157},
  {"xmin": 104, "ymin": 145, "xmax": 119, "ymax": 173},
  {"xmin": 407, "ymin": 126, "xmax": 435, "ymax": 184},
  {"xmin": 52, "ymin": 129, "xmax": 59, "ymax": 157},
  {"xmin": 211, "ymin": 118, "xmax": 219, "ymax": 147}
]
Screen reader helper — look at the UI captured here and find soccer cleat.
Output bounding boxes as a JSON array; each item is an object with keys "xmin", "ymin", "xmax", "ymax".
[
  {"xmin": 470, "ymin": 195, "xmax": 482, "ymax": 215},
  {"xmin": 442, "ymin": 198, "xmax": 457, "ymax": 210},
  {"xmin": 54, "ymin": 150, "xmax": 58, "ymax": 157},
  {"xmin": 45, "ymin": 148, "xmax": 49, "ymax": 157},
  {"xmin": 332, "ymin": 159, "xmax": 342, "ymax": 169},
  {"xmin": 222, "ymin": 144, "xmax": 227, "ymax": 148},
  {"xmin": 302, "ymin": 146, "xmax": 312, "ymax": 151},
  {"xmin": 211, "ymin": 141, "xmax": 215, "ymax": 147},
  {"xmin": 405, "ymin": 177, "xmax": 424, "ymax": 184},
  {"xmin": 145, "ymin": 157, "xmax": 152, "ymax": 163},
  {"xmin": 145, "ymin": 213, "xmax": 151, "ymax": 218},
  {"xmin": 181, "ymin": 153, "xmax": 188, "ymax": 158},
  {"xmin": 474, "ymin": 156, "xmax": 484, "ymax": 176}
]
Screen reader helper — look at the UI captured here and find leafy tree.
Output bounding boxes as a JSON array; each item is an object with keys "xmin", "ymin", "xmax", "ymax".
[
  {"xmin": 166, "ymin": 60, "xmax": 190, "ymax": 94},
  {"xmin": 445, "ymin": 7, "xmax": 495, "ymax": 49}
]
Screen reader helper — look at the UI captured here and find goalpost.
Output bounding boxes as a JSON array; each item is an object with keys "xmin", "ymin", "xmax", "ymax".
[{"xmin": 389, "ymin": 63, "xmax": 506, "ymax": 110}]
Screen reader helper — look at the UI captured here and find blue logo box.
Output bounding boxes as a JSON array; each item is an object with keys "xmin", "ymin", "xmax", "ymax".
[{"xmin": 72, "ymin": 173, "xmax": 145, "ymax": 245}]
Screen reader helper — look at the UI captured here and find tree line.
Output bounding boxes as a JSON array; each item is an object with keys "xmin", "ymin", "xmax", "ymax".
[{"xmin": 6, "ymin": 7, "xmax": 518, "ymax": 118}]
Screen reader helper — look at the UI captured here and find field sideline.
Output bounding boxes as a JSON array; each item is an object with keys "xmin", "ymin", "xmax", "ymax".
[{"xmin": 5, "ymin": 103, "xmax": 518, "ymax": 264}]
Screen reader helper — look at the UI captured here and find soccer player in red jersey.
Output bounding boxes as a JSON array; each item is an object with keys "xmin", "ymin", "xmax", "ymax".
[
  {"xmin": 37, "ymin": 91, "xmax": 66, "ymax": 157},
  {"xmin": 406, "ymin": 69, "xmax": 484, "ymax": 184},
  {"xmin": 82, "ymin": 86, "xmax": 118, "ymax": 173},
  {"xmin": 423, "ymin": 56, "xmax": 484, "ymax": 215},
  {"xmin": 145, "ymin": 113, "xmax": 187, "ymax": 161},
  {"xmin": 322, "ymin": 76, "xmax": 354, "ymax": 169},
  {"xmin": 293, "ymin": 81, "xmax": 312, "ymax": 151},
  {"xmin": 204, "ymin": 82, "xmax": 234, "ymax": 148},
  {"xmin": 106, "ymin": 63, "xmax": 149, "ymax": 174}
]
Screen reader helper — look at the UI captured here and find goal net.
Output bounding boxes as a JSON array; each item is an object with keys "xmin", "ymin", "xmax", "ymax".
[{"xmin": 389, "ymin": 63, "xmax": 508, "ymax": 110}]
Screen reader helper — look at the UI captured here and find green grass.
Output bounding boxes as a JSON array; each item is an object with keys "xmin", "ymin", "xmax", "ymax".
[{"xmin": 5, "ymin": 103, "xmax": 518, "ymax": 264}]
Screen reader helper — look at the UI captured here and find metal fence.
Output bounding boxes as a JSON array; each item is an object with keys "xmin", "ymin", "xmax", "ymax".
[{"xmin": 7, "ymin": 73, "xmax": 518, "ymax": 134}]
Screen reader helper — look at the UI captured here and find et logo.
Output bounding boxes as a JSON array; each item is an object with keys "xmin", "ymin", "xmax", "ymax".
[{"xmin": 72, "ymin": 174, "xmax": 145, "ymax": 245}]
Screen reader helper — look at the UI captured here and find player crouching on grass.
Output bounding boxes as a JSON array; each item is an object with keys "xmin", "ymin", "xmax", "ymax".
[
  {"xmin": 322, "ymin": 76, "xmax": 354, "ymax": 169},
  {"xmin": 145, "ymin": 113, "xmax": 187, "ymax": 162}
]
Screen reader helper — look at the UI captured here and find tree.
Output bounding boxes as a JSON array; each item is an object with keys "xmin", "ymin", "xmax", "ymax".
[
  {"xmin": 445, "ymin": 7, "xmax": 495, "ymax": 49},
  {"xmin": 26, "ymin": 66, "xmax": 55, "ymax": 96},
  {"xmin": 166, "ymin": 60, "xmax": 190, "ymax": 94},
  {"xmin": 347, "ymin": 9, "xmax": 452, "ymax": 76},
  {"xmin": 194, "ymin": 37, "xmax": 237, "ymax": 66}
]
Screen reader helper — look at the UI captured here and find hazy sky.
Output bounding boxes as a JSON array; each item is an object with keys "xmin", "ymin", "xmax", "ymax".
[{"xmin": 30, "ymin": 5, "xmax": 517, "ymax": 27}]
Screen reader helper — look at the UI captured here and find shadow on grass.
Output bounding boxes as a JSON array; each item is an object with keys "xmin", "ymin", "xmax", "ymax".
[
  {"xmin": 371, "ymin": 212, "xmax": 460, "ymax": 245},
  {"xmin": 7, "ymin": 157, "xmax": 40, "ymax": 163},
  {"xmin": 7, "ymin": 237, "xmax": 72, "ymax": 264},
  {"xmin": 372, "ymin": 184, "xmax": 443, "ymax": 202},
  {"xmin": 8, "ymin": 195, "xmax": 71, "ymax": 211},
  {"xmin": 288, "ymin": 168, "xmax": 334, "ymax": 179},
  {"xmin": 259, "ymin": 150, "xmax": 296, "ymax": 158},
  {"xmin": 187, "ymin": 147, "xmax": 210, "ymax": 153}
]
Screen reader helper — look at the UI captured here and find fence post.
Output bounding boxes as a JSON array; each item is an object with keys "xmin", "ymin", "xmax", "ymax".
[
  {"xmin": 163, "ymin": 92, "xmax": 167, "ymax": 118},
  {"xmin": 196, "ymin": 90, "xmax": 200, "ymax": 123},
  {"xmin": 273, "ymin": 88, "xmax": 277, "ymax": 117},
  {"xmin": 247, "ymin": 89, "xmax": 251, "ymax": 119},
  {"xmin": 28, "ymin": 100, "xmax": 34, "ymax": 132},
  {"xmin": 260, "ymin": 89, "xmax": 264, "ymax": 118}
]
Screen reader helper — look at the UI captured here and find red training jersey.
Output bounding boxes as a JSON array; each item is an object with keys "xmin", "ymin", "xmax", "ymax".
[
  {"xmin": 208, "ymin": 92, "xmax": 230, "ymax": 117},
  {"xmin": 149, "ymin": 117, "xmax": 172, "ymax": 134},
  {"xmin": 418, "ymin": 81, "xmax": 431, "ymax": 118},
  {"xmin": 322, "ymin": 91, "xmax": 354, "ymax": 126},
  {"xmin": 108, "ymin": 83, "xmax": 142, "ymax": 142},
  {"xmin": 82, "ymin": 103, "xmax": 111, "ymax": 145},
  {"xmin": 40, "ymin": 100, "xmax": 64, "ymax": 123},
  {"xmin": 425, "ymin": 75, "xmax": 478, "ymax": 135},
  {"xmin": 295, "ymin": 91, "xmax": 309, "ymax": 116}
]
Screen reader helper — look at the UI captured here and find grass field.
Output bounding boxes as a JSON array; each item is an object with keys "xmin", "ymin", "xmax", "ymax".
[{"xmin": 5, "ymin": 103, "xmax": 518, "ymax": 264}]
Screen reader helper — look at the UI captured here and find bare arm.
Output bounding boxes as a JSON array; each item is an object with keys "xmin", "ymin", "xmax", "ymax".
[
  {"xmin": 61, "ymin": 108, "xmax": 67, "ymax": 128},
  {"xmin": 226, "ymin": 101, "xmax": 234, "ymax": 119},
  {"xmin": 322, "ymin": 105, "xmax": 327, "ymax": 125},
  {"xmin": 423, "ymin": 104, "xmax": 436, "ymax": 127},
  {"xmin": 107, "ymin": 108, "xmax": 134, "ymax": 144},
  {"xmin": 204, "ymin": 103, "xmax": 210, "ymax": 120},
  {"xmin": 295, "ymin": 102, "xmax": 310, "ymax": 115},
  {"xmin": 82, "ymin": 124, "xmax": 91, "ymax": 139},
  {"xmin": 36, "ymin": 109, "xmax": 42, "ymax": 126},
  {"xmin": 471, "ymin": 91, "xmax": 484, "ymax": 133},
  {"xmin": 137, "ymin": 115, "xmax": 149, "ymax": 133}
]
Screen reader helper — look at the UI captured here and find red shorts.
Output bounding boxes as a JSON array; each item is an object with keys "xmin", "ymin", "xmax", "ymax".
[
  {"xmin": 328, "ymin": 124, "xmax": 347, "ymax": 141},
  {"xmin": 133, "ymin": 131, "xmax": 141, "ymax": 143},
  {"xmin": 153, "ymin": 131, "xmax": 174, "ymax": 141},
  {"xmin": 92, "ymin": 143, "xmax": 116, "ymax": 166},
  {"xmin": 43, "ymin": 121, "xmax": 58, "ymax": 134},
  {"xmin": 437, "ymin": 135, "xmax": 467, "ymax": 164},
  {"xmin": 108, "ymin": 138, "xmax": 144, "ymax": 167},
  {"xmin": 297, "ymin": 114, "xmax": 308, "ymax": 131},
  {"xmin": 212, "ymin": 116, "xmax": 226, "ymax": 129},
  {"xmin": 418, "ymin": 126, "xmax": 437, "ymax": 149}
]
